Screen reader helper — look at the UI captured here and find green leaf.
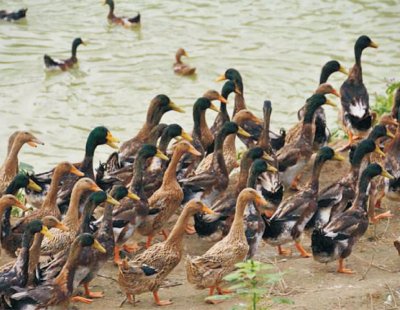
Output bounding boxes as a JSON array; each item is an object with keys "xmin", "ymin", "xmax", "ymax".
[
  {"xmin": 19, "ymin": 162, "xmax": 35, "ymax": 174},
  {"xmin": 247, "ymin": 288, "xmax": 267, "ymax": 295},
  {"xmin": 270, "ymin": 296, "xmax": 294, "ymax": 305},
  {"xmin": 224, "ymin": 274, "xmax": 240, "ymax": 282},
  {"xmin": 205, "ymin": 295, "xmax": 231, "ymax": 301},
  {"xmin": 228, "ymin": 283, "xmax": 248, "ymax": 290}
]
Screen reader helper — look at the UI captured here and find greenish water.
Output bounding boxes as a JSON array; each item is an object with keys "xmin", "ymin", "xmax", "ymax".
[{"xmin": 1, "ymin": 0, "xmax": 399, "ymax": 172}]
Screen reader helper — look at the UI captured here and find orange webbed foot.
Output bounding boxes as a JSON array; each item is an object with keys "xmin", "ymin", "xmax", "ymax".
[
  {"xmin": 277, "ymin": 246, "xmax": 292, "ymax": 256},
  {"xmin": 123, "ymin": 243, "xmax": 139, "ymax": 253},
  {"xmin": 338, "ymin": 267, "xmax": 356, "ymax": 274},
  {"xmin": 84, "ymin": 283, "xmax": 104, "ymax": 298},
  {"xmin": 295, "ymin": 243, "xmax": 312, "ymax": 258},
  {"xmin": 372, "ymin": 210, "xmax": 393, "ymax": 223},
  {"xmin": 71, "ymin": 296, "xmax": 94, "ymax": 304},
  {"xmin": 217, "ymin": 287, "xmax": 233, "ymax": 295}
]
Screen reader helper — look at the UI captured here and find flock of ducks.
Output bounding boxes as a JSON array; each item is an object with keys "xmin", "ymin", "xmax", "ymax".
[{"xmin": 1, "ymin": 3, "xmax": 400, "ymax": 309}]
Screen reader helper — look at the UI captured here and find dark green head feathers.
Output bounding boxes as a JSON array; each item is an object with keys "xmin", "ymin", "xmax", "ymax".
[
  {"xmin": 24, "ymin": 219, "xmax": 45, "ymax": 235},
  {"xmin": 194, "ymin": 97, "xmax": 213, "ymax": 111},
  {"xmin": 75, "ymin": 233, "xmax": 96, "ymax": 247},
  {"xmin": 250, "ymin": 159, "xmax": 268, "ymax": 175},
  {"xmin": 368, "ymin": 125, "xmax": 388, "ymax": 141},
  {"xmin": 303, "ymin": 94, "xmax": 336, "ymax": 123},
  {"xmin": 320, "ymin": 60, "xmax": 346, "ymax": 84},
  {"xmin": 315, "ymin": 146, "xmax": 343, "ymax": 163},
  {"xmin": 71, "ymin": 38, "xmax": 86, "ymax": 56},
  {"xmin": 165, "ymin": 124, "xmax": 183, "ymax": 138},
  {"xmin": 87, "ymin": 126, "xmax": 113, "ymax": 149},
  {"xmin": 221, "ymin": 80, "xmax": 238, "ymax": 98},
  {"xmin": 137, "ymin": 144, "xmax": 158, "ymax": 159},
  {"xmin": 112, "ymin": 185, "xmax": 129, "ymax": 201},
  {"xmin": 88, "ymin": 191, "xmax": 108, "ymax": 205},
  {"xmin": 350, "ymin": 139, "xmax": 377, "ymax": 166},
  {"xmin": 247, "ymin": 146, "xmax": 265, "ymax": 160}
]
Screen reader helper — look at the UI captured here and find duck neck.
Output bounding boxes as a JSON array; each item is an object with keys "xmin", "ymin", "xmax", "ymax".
[
  {"xmin": 107, "ymin": 1, "xmax": 115, "ymax": 18},
  {"xmin": 258, "ymin": 109, "xmax": 272, "ymax": 154},
  {"xmin": 2, "ymin": 181, "xmax": 23, "ymax": 235},
  {"xmin": 309, "ymin": 157, "xmax": 326, "ymax": 192},
  {"xmin": 54, "ymin": 244, "xmax": 81, "ymax": 294},
  {"xmin": 1, "ymin": 138, "xmax": 24, "ymax": 176},
  {"xmin": 15, "ymin": 229, "xmax": 35, "ymax": 287},
  {"xmin": 81, "ymin": 136, "xmax": 97, "ymax": 180},
  {"xmin": 63, "ymin": 186, "xmax": 85, "ymax": 226},
  {"xmin": 175, "ymin": 53, "xmax": 183, "ymax": 64},
  {"xmin": 228, "ymin": 196, "xmax": 247, "ymax": 238},
  {"xmin": 246, "ymin": 169, "xmax": 260, "ymax": 189},
  {"xmin": 193, "ymin": 106, "xmax": 203, "ymax": 137},
  {"xmin": 165, "ymin": 208, "xmax": 192, "ymax": 246},
  {"xmin": 43, "ymin": 168, "xmax": 65, "ymax": 211},
  {"xmin": 0, "ymin": 205, "xmax": 11, "ymax": 247},
  {"xmin": 351, "ymin": 177, "xmax": 370, "ymax": 211},
  {"xmin": 212, "ymin": 132, "xmax": 229, "ymax": 176},
  {"xmin": 80, "ymin": 201, "xmax": 97, "ymax": 234},
  {"xmin": 99, "ymin": 202, "xmax": 115, "ymax": 234},
  {"xmin": 129, "ymin": 155, "xmax": 146, "ymax": 197},
  {"xmin": 161, "ymin": 148, "xmax": 182, "ymax": 188},
  {"xmin": 158, "ymin": 133, "xmax": 172, "ymax": 154},
  {"xmin": 28, "ymin": 232, "xmax": 45, "ymax": 286},
  {"xmin": 236, "ymin": 153, "xmax": 252, "ymax": 196},
  {"xmin": 354, "ymin": 44, "xmax": 364, "ymax": 66}
]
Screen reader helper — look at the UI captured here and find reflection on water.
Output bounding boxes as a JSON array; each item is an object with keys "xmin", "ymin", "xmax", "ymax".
[{"xmin": 0, "ymin": 0, "xmax": 398, "ymax": 171}]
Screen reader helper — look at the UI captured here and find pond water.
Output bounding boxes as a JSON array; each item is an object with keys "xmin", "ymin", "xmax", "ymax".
[{"xmin": 0, "ymin": 0, "xmax": 399, "ymax": 172}]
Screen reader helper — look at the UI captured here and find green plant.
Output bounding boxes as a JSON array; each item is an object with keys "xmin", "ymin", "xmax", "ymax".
[
  {"xmin": 372, "ymin": 79, "xmax": 400, "ymax": 118},
  {"xmin": 206, "ymin": 259, "xmax": 293, "ymax": 309},
  {"xmin": 11, "ymin": 162, "xmax": 35, "ymax": 217}
]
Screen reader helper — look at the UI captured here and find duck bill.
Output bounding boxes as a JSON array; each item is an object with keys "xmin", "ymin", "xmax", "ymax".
[
  {"xmin": 332, "ymin": 152, "xmax": 345, "ymax": 161},
  {"xmin": 339, "ymin": 65, "xmax": 349, "ymax": 76},
  {"xmin": 180, "ymin": 131, "xmax": 193, "ymax": 142},
  {"xmin": 93, "ymin": 239, "xmax": 107, "ymax": 253},
  {"xmin": 127, "ymin": 190, "xmax": 140, "ymax": 201},
  {"xmin": 169, "ymin": 101, "xmax": 185, "ymax": 113},
  {"xmin": 209, "ymin": 103, "xmax": 220, "ymax": 113},
  {"xmin": 70, "ymin": 165, "xmax": 84, "ymax": 177},
  {"xmin": 90, "ymin": 183, "xmax": 103, "ymax": 192},
  {"xmin": 155, "ymin": 149, "xmax": 169, "ymax": 161},
  {"xmin": 254, "ymin": 193, "xmax": 268, "ymax": 207},
  {"xmin": 325, "ymin": 99, "xmax": 337, "ymax": 107},
  {"xmin": 27, "ymin": 138, "xmax": 45, "ymax": 148},
  {"xmin": 189, "ymin": 145, "xmax": 202, "ymax": 156},
  {"xmin": 215, "ymin": 73, "xmax": 226, "ymax": 82},
  {"xmin": 102, "ymin": 1, "xmax": 106, "ymax": 5},
  {"xmin": 218, "ymin": 94, "xmax": 228, "ymax": 104},
  {"xmin": 237, "ymin": 126, "xmax": 251, "ymax": 137},
  {"xmin": 183, "ymin": 51, "xmax": 189, "ymax": 57},
  {"xmin": 55, "ymin": 222, "xmax": 69, "ymax": 231},
  {"xmin": 81, "ymin": 41, "xmax": 87, "ymax": 46},
  {"xmin": 106, "ymin": 195, "xmax": 120, "ymax": 206},
  {"xmin": 14, "ymin": 200, "xmax": 29, "ymax": 212},
  {"xmin": 106, "ymin": 132, "xmax": 120, "ymax": 149},
  {"xmin": 386, "ymin": 131, "xmax": 396, "ymax": 138},
  {"xmin": 262, "ymin": 152, "xmax": 274, "ymax": 162},
  {"xmin": 251, "ymin": 115, "xmax": 263, "ymax": 124},
  {"xmin": 41, "ymin": 226, "xmax": 54, "ymax": 239},
  {"xmin": 381, "ymin": 169, "xmax": 394, "ymax": 180},
  {"xmin": 202, "ymin": 204, "xmax": 214, "ymax": 215},
  {"xmin": 369, "ymin": 41, "xmax": 379, "ymax": 48},
  {"xmin": 331, "ymin": 88, "xmax": 341, "ymax": 98},
  {"xmin": 374, "ymin": 145, "xmax": 386, "ymax": 157},
  {"xmin": 267, "ymin": 165, "xmax": 278, "ymax": 173},
  {"xmin": 28, "ymin": 179, "xmax": 42, "ymax": 192}
]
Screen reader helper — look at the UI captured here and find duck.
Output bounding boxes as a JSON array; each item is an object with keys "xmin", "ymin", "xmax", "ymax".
[
  {"xmin": 0, "ymin": 8, "xmax": 27, "ymax": 21},
  {"xmin": 256, "ymin": 100, "xmax": 284, "ymax": 208},
  {"xmin": 312, "ymin": 139, "xmax": 384, "ymax": 230},
  {"xmin": 263, "ymin": 147, "xmax": 344, "ymax": 257},
  {"xmin": 195, "ymin": 109, "xmax": 266, "ymax": 175},
  {"xmin": 173, "ymin": 48, "xmax": 196, "ymax": 75},
  {"xmin": 181, "ymin": 121, "xmax": 251, "ymax": 207},
  {"xmin": 40, "ymin": 178, "xmax": 103, "ymax": 256},
  {"xmin": 311, "ymin": 163, "xmax": 393, "ymax": 274},
  {"xmin": 0, "ymin": 195, "xmax": 29, "ymax": 257},
  {"xmin": 25, "ymin": 126, "xmax": 118, "ymax": 211},
  {"xmin": 5, "ymin": 163, "xmax": 83, "ymax": 257},
  {"xmin": 383, "ymin": 107, "xmax": 400, "ymax": 204},
  {"xmin": 44, "ymin": 38, "xmax": 87, "ymax": 71},
  {"xmin": 210, "ymin": 81, "xmax": 238, "ymax": 135},
  {"xmin": 40, "ymin": 192, "xmax": 120, "ymax": 305},
  {"xmin": 1, "ymin": 175, "xmax": 41, "ymax": 248},
  {"xmin": 103, "ymin": 0, "xmax": 140, "ymax": 27},
  {"xmin": 78, "ymin": 186, "xmax": 137, "ymax": 301},
  {"xmin": 194, "ymin": 147, "xmax": 272, "ymax": 242},
  {"xmin": 143, "ymin": 124, "xmax": 193, "ymax": 196},
  {"xmin": 0, "ymin": 220, "xmax": 54, "ymax": 308},
  {"xmin": 118, "ymin": 200, "xmax": 214, "ymax": 306},
  {"xmin": 297, "ymin": 60, "xmax": 348, "ymax": 149},
  {"xmin": 176, "ymin": 97, "xmax": 221, "ymax": 180},
  {"xmin": 0, "ymin": 131, "xmax": 44, "ymax": 198},
  {"xmin": 137, "ymin": 141, "xmax": 201, "ymax": 247},
  {"xmin": 10, "ymin": 233, "xmax": 106, "ymax": 309},
  {"xmin": 186, "ymin": 188, "xmax": 267, "ymax": 304},
  {"xmin": 215, "ymin": 69, "xmax": 286, "ymax": 151},
  {"xmin": 113, "ymin": 95, "xmax": 184, "ymax": 170},
  {"xmin": 338, "ymin": 35, "xmax": 378, "ymax": 151},
  {"xmin": 276, "ymin": 94, "xmax": 336, "ymax": 189},
  {"xmin": 110, "ymin": 144, "xmax": 168, "ymax": 264}
]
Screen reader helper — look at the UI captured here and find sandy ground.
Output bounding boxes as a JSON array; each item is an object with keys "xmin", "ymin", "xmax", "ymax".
[{"xmin": 2, "ymin": 140, "xmax": 400, "ymax": 310}]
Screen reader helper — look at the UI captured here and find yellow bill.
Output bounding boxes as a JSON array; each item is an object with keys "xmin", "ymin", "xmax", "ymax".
[
  {"xmin": 267, "ymin": 165, "xmax": 278, "ymax": 173},
  {"xmin": 339, "ymin": 65, "xmax": 349, "ymax": 76},
  {"xmin": 215, "ymin": 73, "xmax": 226, "ymax": 82},
  {"xmin": 374, "ymin": 145, "xmax": 386, "ymax": 157},
  {"xmin": 127, "ymin": 190, "xmax": 140, "ymax": 201},
  {"xmin": 209, "ymin": 103, "xmax": 220, "ymax": 113},
  {"xmin": 106, "ymin": 131, "xmax": 120, "ymax": 149},
  {"xmin": 156, "ymin": 149, "xmax": 169, "ymax": 161},
  {"xmin": 369, "ymin": 41, "xmax": 378, "ymax": 48},
  {"xmin": 28, "ymin": 179, "xmax": 42, "ymax": 192},
  {"xmin": 262, "ymin": 152, "xmax": 274, "ymax": 162},
  {"xmin": 332, "ymin": 152, "xmax": 345, "ymax": 161},
  {"xmin": 386, "ymin": 131, "xmax": 395, "ymax": 139},
  {"xmin": 93, "ymin": 239, "xmax": 106, "ymax": 253},
  {"xmin": 180, "ymin": 130, "xmax": 193, "ymax": 142},
  {"xmin": 381, "ymin": 168, "xmax": 394, "ymax": 180},
  {"xmin": 169, "ymin": 101, "xmax": 185, "ymax": 113},
  {"xmin": 325, "ymin": 99, "xmax": 337, "ymax": 107},
  {"xmin": 106, "ymin": 195, "xmax": 120, "ymax": 206},
  {"xmin": 41, "ymin": 226, "xmax": 54, "ymax": 239},
  {"xmin": 237, "ymin": 126, "xmax": 251, "ymax": 137}
]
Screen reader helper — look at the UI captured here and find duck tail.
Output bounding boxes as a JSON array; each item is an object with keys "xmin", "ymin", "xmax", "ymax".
[
  {"xmin": 43, "ymin": 54, "xmax": 58, "ymax": 68},
  {"xmin": 129, "ymin": 12, "xmax": 140, "ymax": 24},
  {"xmin": 311, "ymin": 228, "xmax": 336, "ymax": 262}
]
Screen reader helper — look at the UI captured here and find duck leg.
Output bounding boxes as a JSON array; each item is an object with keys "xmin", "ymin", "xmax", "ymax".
[
  {"xmin": 337, "ymin": 258, "xmax": 355, "ymax": 274},
  {"xmin": 206, "ymin": 286, "xmax": 223, "ymax": 304},
  {"xmin": 371, "ymin": 210, "xmax": 393, "ymax": 223},
  {"xmin": 295, "ymin": 242, "xmax": 312, "ymax": 258},
  {"xmin": 290, "ymin": 174, "xmax": 301, "ymax": 191},
  {"xmin": 153, "ymin": 291, "xmax": 172, "ymax": 306},
  {"xmin": 114, "ymin": 246, "xmax": 122, "ymax": 264},
  {"xmin": 374, "ymin": 192, "xmax": 385, "ymax": 209},
  {"xmin": 71, "ymin": 296, "xmax": 94, "ymax": 304},
  {"xmin": 217, "ymin": 286, "xmax": 233, "ymax": 295},
  {"xmin": 161, "ymin": 230, "xmax": 169, "ymax": 240},
  {"xmin": 277, "ymin": 245, "xmax": 292, "ymax": 255},
  {"xmin": 84, "ymin": 282, "xmax": 104, "ymax": 298},
  {"xmin": 126, "ymin": 293, "xmax": 135, "ymax": 305},
  {"xmin": 146, "ymin": 235, "xmax": 154, "ymax": 249},
  {"xmin": 337, "ymin": 132, "xmax": 361, "ymax": 152},
  {"xmin": 123, "ymin": 243, "xmax": 139, "ymax": 253}
]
